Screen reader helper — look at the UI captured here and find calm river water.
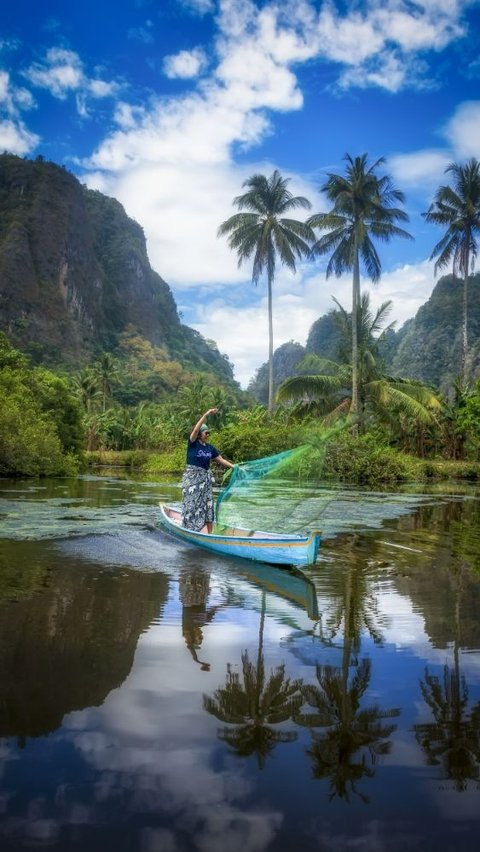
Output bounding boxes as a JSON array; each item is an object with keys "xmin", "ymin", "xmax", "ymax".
[{"xmin": 1, "ymin": 472, "xmax": 480, "ymax": 852}]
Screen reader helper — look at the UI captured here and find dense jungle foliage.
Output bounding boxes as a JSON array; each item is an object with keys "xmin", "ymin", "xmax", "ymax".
[{"xmin": 3, "ymin": 330, "xmax": 480, "ymax": 483}]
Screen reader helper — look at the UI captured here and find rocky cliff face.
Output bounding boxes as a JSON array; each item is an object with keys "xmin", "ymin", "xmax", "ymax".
[
  {"xmin": 388, "ymin": 273, "xmax": 480, "ymax": 389},
  {"xmin": 0, "ymin": 154, "xmax": 233, "ymax": 381}
]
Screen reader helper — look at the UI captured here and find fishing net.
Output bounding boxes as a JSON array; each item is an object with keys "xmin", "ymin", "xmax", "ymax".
[{"xmin": 215, "ymin": 427, "xmax": 342, "ymax": 535}]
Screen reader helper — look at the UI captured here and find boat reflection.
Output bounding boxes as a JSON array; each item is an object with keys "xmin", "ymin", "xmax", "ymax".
[{"xmin": 225, "ymin": 559, "xmax": 319, "ymax": 621}]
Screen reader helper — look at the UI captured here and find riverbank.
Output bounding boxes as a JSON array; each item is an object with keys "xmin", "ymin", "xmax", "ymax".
[{"xmin": 85, "ymin": 445, "xmax": 480, "ymax": 485}]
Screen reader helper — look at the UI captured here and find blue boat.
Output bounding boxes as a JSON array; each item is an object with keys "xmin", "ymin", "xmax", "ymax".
[{"xmin": 159, "ymin": 504, "xmax": 322, "ymax": 567}]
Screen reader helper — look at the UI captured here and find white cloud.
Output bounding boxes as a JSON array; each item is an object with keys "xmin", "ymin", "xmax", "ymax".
[
  {"xmin": 374, "ymin": 3, "xmax": 464, "ymax": 52},
  {"xmin": 164, "ymin": 48, "xmax": 208, "ymax": 79},
  {"xmin": 24, "ymin": 47, "xmax": 84, "ymax": 98},
  {"xmin": 362, "ymin": 259, "xmax": 436, "ymax": 328},
  {"xmin": 215, "ymin": 42, "xmax": 303, "ymax": 112},
  {"xmin": 88, "ymin": 78, "xmax": 118, "ymax": 98},
  {"xmin": 388, "ymin": 100, "xmax": 480, "ymax": 192},
  {"xmin": 338, "ymin": 51, "xmax": 430, "ymax": 93},
  {"xmin": 0, "ymin": 69, "xmax": 35, "ymax": 114},
  {"xmin": 316, "ymin": 3, "xmax": 384, "ymax": 66},
  {"xmin": 443, "ymin": 99, "xmax": 480, "ymax": 159},
  {"xmin": 312, "ymin": 0, "xmax": 466, "ymax": 92},
  {"xmin": 389, "ymin": 149, "xmax": 451, "ymax": 186},
  {"xmin": 23, "ymin": 47, "xmax": 119, "ymax": 115},
  {"xmin": 0, "ymin": 118, "xmax": 39, "ymax": 154},
  {"xmin": 113, "ymin": 101, "xmax": 147, "ymax": 130}
]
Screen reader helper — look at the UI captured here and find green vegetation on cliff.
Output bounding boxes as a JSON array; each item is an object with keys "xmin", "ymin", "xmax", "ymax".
[{"xmin": 0, "ymin": 153, "xmax": 236, "ymax": 388}]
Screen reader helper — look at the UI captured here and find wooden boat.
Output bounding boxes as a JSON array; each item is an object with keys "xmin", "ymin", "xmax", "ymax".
[{"xmin": 159, "ymin": 504, "xmax": 322, "ymax": 567}]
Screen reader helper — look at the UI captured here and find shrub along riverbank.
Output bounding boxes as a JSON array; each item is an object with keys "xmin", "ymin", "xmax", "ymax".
[{"xmin": 86, "ymin": 429, "xmax": 480, "ymax": 486}]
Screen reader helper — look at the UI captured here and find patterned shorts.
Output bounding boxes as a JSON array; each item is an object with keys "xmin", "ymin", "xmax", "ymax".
[{"xmin": 181, "ymin": 465, "xmax": 215, "ymax": 531}]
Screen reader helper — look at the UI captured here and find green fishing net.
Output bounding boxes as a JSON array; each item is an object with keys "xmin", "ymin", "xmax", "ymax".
[{"xmin": 215, "ymin": 430, "xmax": 339, "ymax": 535}]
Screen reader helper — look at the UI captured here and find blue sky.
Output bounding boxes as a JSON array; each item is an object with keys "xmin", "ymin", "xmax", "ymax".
[{"xmin": 1, "ymin": 0, "xmax": 480, "ymax": 386}]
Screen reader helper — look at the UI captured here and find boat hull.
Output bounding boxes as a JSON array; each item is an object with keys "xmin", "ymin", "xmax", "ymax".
[{"xmin": 158, "ymin": 505, "xmax": 321, "ymax": 567}]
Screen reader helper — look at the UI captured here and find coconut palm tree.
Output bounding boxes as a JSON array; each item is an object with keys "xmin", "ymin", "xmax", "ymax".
[
  {"xmin": 307, "ymin": 154, "xmax": 412, "ymax": 427},
  {"xmin": 415, "ymin": 664, "xmax": 480, "ymax": 791},
  {"xmin": 94, "ymin": 352, "xmax": 118, "ymax": 413},
  {"xmin": 72, "ymin": 368, "xmax": 100, "ymax": 414},
  {"xmin": 423, "ymin": 159, "xmax": 480, "ymax": 385},
  {"xmin": 174, "ymin": 376, "xmax": 215, "ymax": 433},
  {"xmin": 218, "ymin": 170, "xmax": 314, "ymax": 413},
  {"xmin": 277, "ymin": 293, "xmax": 440, "ymax": 432}
]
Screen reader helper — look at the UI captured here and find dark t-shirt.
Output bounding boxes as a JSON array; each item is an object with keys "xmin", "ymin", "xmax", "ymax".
[{"xmin": 186, "ymin": 439, "xmax": 220, "ymax": 471}]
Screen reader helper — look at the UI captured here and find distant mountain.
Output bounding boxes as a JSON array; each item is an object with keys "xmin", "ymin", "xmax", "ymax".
[
  {"xmin": 248, "ymin": 274, "xmax": 480, "ymax": 401},
  {"xmin": 247, "ymin": 340, "xmax": 306, "ymax": 405},
  {"xmin": 247, "ymin": 311, "xmax": 347, "ymax": 402},
  {"xmin": 388, "ymin": 273, "xmax": 480, "ymax": 389},
  {"xmin": 0, "ymin": 153, "xmax": 235, "ymax": 385},
  {"xmin": 305, "ymin": 309, "xmax": 344, "ymax": 359}
]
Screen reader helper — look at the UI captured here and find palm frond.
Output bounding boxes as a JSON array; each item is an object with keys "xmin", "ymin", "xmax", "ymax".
[
  {"xmin": 368, "ymin": 381, "xmax": 437, "ymax": 423},
  {"xmin": 277, "ymin": 374, "xmax": 343, "ymax": 402}
]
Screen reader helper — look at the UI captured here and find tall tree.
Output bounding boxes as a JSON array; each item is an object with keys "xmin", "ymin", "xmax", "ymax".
[
  {"xmin": 218, "ymin": 170, "xmax": 314, "ymax": 412},
  {"xmin": 94, "ymin": 352, "xmax": 118, "ymax": 413},
  {"xmin": 73, "ymin": 368, "xmax": 100, "ymax": 414},
  {"xmin": 423, "ymin": 159, "xmax": 480, "ymax": 385},
  {"xmin": 307, "ymin": 153, "xmax": 412, "ymax": 427}
]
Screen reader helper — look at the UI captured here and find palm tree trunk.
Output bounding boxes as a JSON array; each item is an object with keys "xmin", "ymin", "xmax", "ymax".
[
  {"xmin": 351, "ymin": 236, "xmax": 360, "ymax": 432},
  {"xmin": 267, "ymin": 273, "xmax": 274, "ymax": 414},
  {"xmin": 462, "ymin": 261, "xmax": 469, "ymax": 386}
]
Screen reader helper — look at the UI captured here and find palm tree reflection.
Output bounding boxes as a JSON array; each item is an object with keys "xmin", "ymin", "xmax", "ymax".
[
  {"xmin": 290, "ymin": 557, "xmax": 399, "ymax": 802},
  {"xmin": 414, "ymin": 565, "xmax": 480, "ymax": 790},
  {"xmin": 203, "ymin": 591, "xmax": 303, "ymax": 768},
  {"xmin": 296, "ymin": 658, "xmax": 399, "ymax": 803},
  {"xmin": 415, "ymin": 664, "xmax": 480, "ymax": 791}
]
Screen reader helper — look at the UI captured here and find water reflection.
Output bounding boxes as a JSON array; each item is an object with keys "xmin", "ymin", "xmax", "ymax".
[
  {"xmin": 204, "ymin": 591, "xmax": 303, "ymax": 768},
  {"xmin": 286, "ymin": 556, "xmax": 400, "ymax": 802},
  {"xmin": 414, "ymin": 563, "xmax": 480, "ymax": 791},
  {"xmin": 297, "ymin": 658, "xmax": 399, "ymax": 803},
  {"xmin": 415, "ymin": 663, "xmax": 480, "ymax": 791},
  {"xmin": 0, "ymin": 543, "xmax": 169, "ymax": 740},
  {"xmin": 179, "ymin": 566, "xmax": 226, "ymax": 671},
  {"xmin": 1, "ymin": 477, "xmax": 480, "ymax": 850}
]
